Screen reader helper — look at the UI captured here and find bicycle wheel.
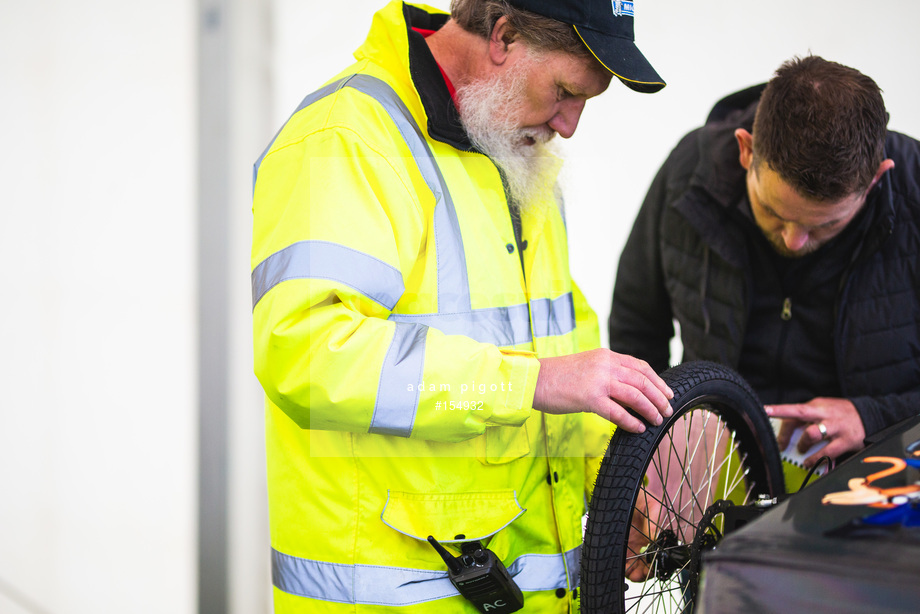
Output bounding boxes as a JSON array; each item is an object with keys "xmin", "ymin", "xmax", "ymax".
[{"xmin": 581, "ymin": 361, "xmax": 785, "ymax": 614}]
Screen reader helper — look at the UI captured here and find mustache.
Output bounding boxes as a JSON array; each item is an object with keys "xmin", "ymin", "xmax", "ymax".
[{"xmin": 520, "ymin": 127, "xmax": 556, "ymax": 146}]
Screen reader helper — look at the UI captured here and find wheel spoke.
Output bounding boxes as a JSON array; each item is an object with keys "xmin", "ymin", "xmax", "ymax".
[{"xmin": 582, "ymin": 362, "xmax": 783, "ymax": 614}]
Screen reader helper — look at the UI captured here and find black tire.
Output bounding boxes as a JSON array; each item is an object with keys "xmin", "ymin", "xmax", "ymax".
[{"xmin": 581, "ymin": 361, "xmax": 785, "ymax": 613}]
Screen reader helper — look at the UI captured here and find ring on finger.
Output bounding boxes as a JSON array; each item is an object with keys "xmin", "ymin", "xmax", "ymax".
[{"xmin": 817, "ymin": 422, "xmax": 828, "ymax": 441}]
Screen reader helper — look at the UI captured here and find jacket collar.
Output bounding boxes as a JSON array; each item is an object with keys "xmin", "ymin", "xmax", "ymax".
[
  {"xmin": 403, "ymin": 4, "xmax": 475, "ymax": 151},
  {"xmin": 353, "ymin": 2, "xmax": 473, "ymax": 151},
  {"xmin": 671, "ymin": 98, "xmax": 757, "ymax": 268},
  {"xmin": 855, "ymin": 159, "xmax": 896, "ymax": 261}
]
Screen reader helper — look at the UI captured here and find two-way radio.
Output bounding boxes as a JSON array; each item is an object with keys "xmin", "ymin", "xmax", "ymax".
[{"xmin": 427, "ymin": 535, "xmax": 524, "ymax": 613}]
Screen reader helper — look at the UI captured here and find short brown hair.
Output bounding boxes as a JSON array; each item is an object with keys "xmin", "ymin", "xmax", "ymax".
[
  {"xmin": 752, "ymin": 55, "xmax": 888, "ymax": 201},
  {"xmin": 450, "ymin": 0, "xmax": 592, "ymax": 60}
]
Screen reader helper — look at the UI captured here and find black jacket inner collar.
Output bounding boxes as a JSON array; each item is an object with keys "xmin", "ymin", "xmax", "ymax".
[{"xmin": 403, "ymin": 4, "xmax": 474, "ymax": 151}]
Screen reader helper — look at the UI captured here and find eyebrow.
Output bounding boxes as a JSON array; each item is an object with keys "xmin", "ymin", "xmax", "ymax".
[
  {"xmin": 558, "ymin": 73, "xmax": 607, "ymax": 98},
  {"xmin": 557, "ymin": 82, "xmax": 586, "ymax": 97},
  {"xmin": 761, "ymin": 202, "xmax": 844, "ymax": 229}
]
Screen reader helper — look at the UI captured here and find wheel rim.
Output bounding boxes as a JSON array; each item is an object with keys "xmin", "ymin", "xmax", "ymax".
[
  {"xmin": 623, "ymin": 404, "xmax": 770, "ymax": 613},
  {"xmin": 582, "ymin": 362, "xmax": 785, "ymax": 614}
]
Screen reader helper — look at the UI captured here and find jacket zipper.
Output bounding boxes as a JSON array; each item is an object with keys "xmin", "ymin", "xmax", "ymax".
[{"xmin": 772, "ymin": 297, "xmax": 793, "ymax": 403}]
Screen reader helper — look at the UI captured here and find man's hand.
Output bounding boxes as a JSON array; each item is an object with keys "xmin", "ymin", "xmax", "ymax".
[
  {"xmin": 765, "ymin": 397, "xmax": 866, "ymax": 466},
  {"xmin": 533, "ymin": 349, "xmax": 673, "ymax": 433}
]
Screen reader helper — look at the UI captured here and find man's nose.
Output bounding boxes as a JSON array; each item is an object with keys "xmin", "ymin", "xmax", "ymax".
[
  {"xmin": 782, "ymin": 223, "xmax": 810, "ymax": 251},
  {"xmin": 547, "ymin": 98, "xmax": 586, "ymax": 139}
]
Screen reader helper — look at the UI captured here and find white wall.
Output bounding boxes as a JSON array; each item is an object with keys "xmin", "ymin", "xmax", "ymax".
[
  {"xmin": 225, "ymin": 0, "xmax": 274, "ymax": 612},
  {"xmin": 0, "ymin": 1, "xmax": 198, "ymax": 613},
  {"xmin": 0, "ymin": 0, "xmax": 272, "ymax": 612}
]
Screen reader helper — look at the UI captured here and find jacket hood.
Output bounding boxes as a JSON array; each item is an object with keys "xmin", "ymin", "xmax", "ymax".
[
  {"xmin": 668, "ymin": 87, "xmax": 762, "ymax": 270},
  {"xmin": 689, "ymin": 84, "xmax": 764, "ymax": 213}
]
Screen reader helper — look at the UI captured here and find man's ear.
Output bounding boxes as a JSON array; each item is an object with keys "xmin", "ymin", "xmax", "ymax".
[
  {"xmin": 735, "ymin": 128, "xmax": 754, "ymax": 171},
  {"xmin": 488, "ymin": 16, "xmax": 517, "ymax": 66},
  {"xmin": 867, "ymin": 158, "xmax": 895, "ymax": 192}
]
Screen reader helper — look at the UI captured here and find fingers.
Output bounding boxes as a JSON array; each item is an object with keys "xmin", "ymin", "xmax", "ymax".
[
  {"xmin": 775, "ymin": 417, "xmax": 805, "ymax": 450},
  {"xmin": 607, "ymin": 380, "xmax": 664, "ymax": 427},
  {"xmin": 625, "ymin": 355, "xmax": 674, "ymax": 403},
  {"xmin": 764, "ymin": 403, "xmax": 815, "ymax": 422},
  {"xmin": 533, "ymin": 350, "xmax": 674, "ymax": 431},
  {"xmin": 766, "ymin": 406, "xmax": 816, "ymax": 452},
  {"xmin": 626, "ymin": 354, "xmax": 675, "ymax": 405},
  {"xmin": 604, "ymin": 354, "xmax": 673, "ymax": 424},
  {"xmin": 797, "ymin": 422, "xmax": 828, "ymax": 454},
  {"xmin": 595, "ymin": 399, "xmax": 648, "ymax": 433},
  {"xmin": 766, "ymin": 398, "xmax": 865, "ymax": 464},
  {"xmin": 804, "ymin": 431, "xmax": 846, "ymax": 469}
]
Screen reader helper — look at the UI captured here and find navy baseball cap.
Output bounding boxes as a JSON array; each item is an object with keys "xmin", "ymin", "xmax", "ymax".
[{"xmin": 506, "ymin": 0, "xmax": 665, "ymax": 93}]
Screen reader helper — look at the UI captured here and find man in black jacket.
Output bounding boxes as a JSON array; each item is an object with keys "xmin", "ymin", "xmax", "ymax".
[{"xmin": 609, "ymin": 55, "xmax": 920, "ymax": 468}]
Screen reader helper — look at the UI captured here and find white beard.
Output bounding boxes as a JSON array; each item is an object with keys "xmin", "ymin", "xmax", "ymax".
[{"xmin": 455, "ymin": 56, "xmax": 563, "ymax": 215}]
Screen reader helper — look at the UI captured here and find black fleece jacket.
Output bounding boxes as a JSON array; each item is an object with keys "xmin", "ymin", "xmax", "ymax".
[{"xmin": 609, "ymin": 85, "xmax": 920, "ymax": 437}]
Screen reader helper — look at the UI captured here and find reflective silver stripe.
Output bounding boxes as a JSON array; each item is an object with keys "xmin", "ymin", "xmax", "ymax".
[
  {"xmin": 388, "ymin": 293, "xmax": 575, "ymax": 347},
  {"xmin": 272, "ymin": 545, "xmax": 580, "ymax": 605},
  {"xmin": 389, "ymin": 303, "xmax": 532, "ymax": 346},
  {"xmin": 342, "ymin": 74, "xmax": 470, "ymax": 314},
  {"xmin": 370, "ymin": 322, "xmax": 427, "ymax": 437},
  {"xmin": 250, "ymin": 240, "xmax": 404, "ymax": 310},
  {"xmin": 508, "ymin": 546, "xmax": 580, "ymax": 592},
  {"xmin": 253, "ymin": 74, "xmax": 469, "ymax": 315},
  {"xmin": 530, "ymin": 292, "xmax": 576, "ymax": 338},
  {"xmin": 566, "ymin": 545, "xmax": 581, "ymax": 591}
]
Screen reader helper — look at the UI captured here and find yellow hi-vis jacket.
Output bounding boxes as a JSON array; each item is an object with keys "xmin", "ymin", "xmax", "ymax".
[{"xmin": 251, "ymin": 2, "xmax": 613, "ymax": 612}]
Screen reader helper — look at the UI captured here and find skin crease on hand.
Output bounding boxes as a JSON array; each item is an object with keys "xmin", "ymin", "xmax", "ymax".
[
  {"xmin": 765, "ymin": 397, "xmax": 867, "ymax": 467},
  {"xmin": 533, "ymin": 349, "xmax": 673, "ymax": 433}
]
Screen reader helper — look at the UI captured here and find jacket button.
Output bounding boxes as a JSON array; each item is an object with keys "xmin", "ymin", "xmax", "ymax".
[
  {"xmin": 555, "ymin": 588, "xmax": 566, "ymax": 598},
  {"xmin": 506, "ymin": 243, "xmax": 515, "ymax": 253},
  {"xmin": 546, "ymin": 473, "xmax": 552, "ymax": 485},
  {"xmin": 553, "ymin": 471, "xmax": 559, "ymax": 483},
  {"xmin": 521, "ymin": 239, "xmax": 528, "ymax": 250}
]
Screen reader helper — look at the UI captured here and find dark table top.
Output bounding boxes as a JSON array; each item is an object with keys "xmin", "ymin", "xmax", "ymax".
[{"xmin": 699, "ymin": 415, "xmax": 920, "ymax": 613}]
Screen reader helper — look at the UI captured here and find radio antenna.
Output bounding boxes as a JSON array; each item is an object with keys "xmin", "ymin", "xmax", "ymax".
[{"xmin": 427, "ymin": 535, "xmax": 463, "ymax": 574}]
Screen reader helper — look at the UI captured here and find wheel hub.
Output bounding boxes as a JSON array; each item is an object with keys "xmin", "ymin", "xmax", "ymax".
[{"xmin": 641, "ymin": 528, "xmax": 689, "ymax": 581}]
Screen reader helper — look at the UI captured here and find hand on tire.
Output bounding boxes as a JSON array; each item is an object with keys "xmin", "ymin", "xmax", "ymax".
[{"xmin": 533, "ymin": 349, "xmax": 673, "ymax": 433}]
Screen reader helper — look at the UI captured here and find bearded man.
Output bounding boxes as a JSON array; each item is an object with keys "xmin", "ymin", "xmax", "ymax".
[{"xmin": 252, "ymin": 1, "xmax": 668, "ymax": 611}]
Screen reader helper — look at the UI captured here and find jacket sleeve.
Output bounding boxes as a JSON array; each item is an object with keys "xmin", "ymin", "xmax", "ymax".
[
  {"xmin": 849, "ymin": 131, "xmax": 920, "ymax": 439},
  {"xmin": 608, "ymin": 159, "xmax": 676, "ymax": 373},
  {"xmin": 852, "ymin": 391, "xmax": 920, "ymax": 439},
  {"xmin": 571, "ymin": 280, "xmax": 600, "ymax": 354},
  {"xmin": 570, "ymin": 281, "xmax": 617, "ymax": 494},
  {"xmin": 251, "ymin": 125, "xmax": 539, "ymax": 442}
]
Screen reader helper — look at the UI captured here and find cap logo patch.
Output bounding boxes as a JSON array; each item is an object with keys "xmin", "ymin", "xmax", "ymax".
[{"xmin": 611, "ymin": 0, "xmax": 634, "ymax": 17}]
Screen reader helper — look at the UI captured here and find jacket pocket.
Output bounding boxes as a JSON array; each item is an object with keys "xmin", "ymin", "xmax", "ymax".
[{"xmin": 381, "ymin": 489, "xmax": 525, "ymax": 544}]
